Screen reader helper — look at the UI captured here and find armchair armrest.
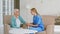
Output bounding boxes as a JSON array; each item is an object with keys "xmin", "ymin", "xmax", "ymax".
[
  {"xmin": 46, "ymin": 25, "xmax": 54, "ymax": 34},
  {"xmin": 4, "ymin": 24, "xmax": 10, "ymax": 34}
]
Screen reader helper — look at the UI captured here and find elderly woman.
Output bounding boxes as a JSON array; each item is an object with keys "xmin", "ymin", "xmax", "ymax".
[{"xmin": 10, "ymin": 9, "xmax": 26, "ymax": 28}]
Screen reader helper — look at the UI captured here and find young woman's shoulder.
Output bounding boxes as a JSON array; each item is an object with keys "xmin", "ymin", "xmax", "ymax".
[{"xmin": 37, "ymin": 15, "xmax": 42, "ymax": 18}]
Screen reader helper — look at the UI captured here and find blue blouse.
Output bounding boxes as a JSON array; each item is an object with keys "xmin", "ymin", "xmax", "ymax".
[{"xmin": 33, "ymin": 15, "xmax": 44, "ymax": 30}]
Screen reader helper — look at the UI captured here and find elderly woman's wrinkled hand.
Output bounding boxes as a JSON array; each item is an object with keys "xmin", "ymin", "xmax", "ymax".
[{"xmin": 26, "ymin": 23, "xmax": 31, "ymax": 26}]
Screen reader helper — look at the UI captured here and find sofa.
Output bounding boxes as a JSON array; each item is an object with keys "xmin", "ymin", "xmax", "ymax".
[
  {"xmin": 3, "ymin": 15, "xmax": 56, "ymax": 34},
  {"xmin": 55, "ymin": 16, "xmax": 60, "ymax": 25}
]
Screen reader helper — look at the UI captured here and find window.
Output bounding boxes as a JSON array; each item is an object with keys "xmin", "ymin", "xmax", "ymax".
[
  {"xmin": 0, "ymin": 0, "xmax": 3, "ymax": 25},
  {"xmin": 3, "ymin": 0, "xmax": 14, "ymax": 15}
]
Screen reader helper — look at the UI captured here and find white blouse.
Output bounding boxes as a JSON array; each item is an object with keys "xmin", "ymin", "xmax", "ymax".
[{"xmin": 16, "ymin": 18, "xmax": 21, "ymax": 27}]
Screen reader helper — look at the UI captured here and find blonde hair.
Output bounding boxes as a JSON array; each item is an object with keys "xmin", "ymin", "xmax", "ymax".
[{"xmin": 31, "ymin": 8, "xmax": 39, "ymax": 15}]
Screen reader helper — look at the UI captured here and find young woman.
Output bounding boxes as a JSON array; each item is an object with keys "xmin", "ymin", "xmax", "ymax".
[{"xmin": 27, "ymin": 8, "xmax": 44, "ymax": 32}]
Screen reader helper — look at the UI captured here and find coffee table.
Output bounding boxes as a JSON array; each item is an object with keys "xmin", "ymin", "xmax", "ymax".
[{"xmin": 9, "ymin": 28, "xmax": 37, "ymax": 34}]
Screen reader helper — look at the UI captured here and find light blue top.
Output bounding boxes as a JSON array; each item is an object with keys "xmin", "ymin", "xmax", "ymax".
[{"xmin": 10, "ymin": 16, "xmax": 26, "ymax": 28}]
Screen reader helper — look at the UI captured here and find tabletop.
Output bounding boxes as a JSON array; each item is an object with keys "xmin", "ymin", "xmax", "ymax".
[{"xmin": 9, "ymin": 28, "xmax": 37, "ymax": 34}]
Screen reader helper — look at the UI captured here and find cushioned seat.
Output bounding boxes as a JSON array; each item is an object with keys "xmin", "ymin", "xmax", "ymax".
[
  {"xmin": 3, "ymin": 15, "xmax": 57, "ymax": 34},
  {"xmin": 37, "ymin": 31, "xmax": 46, "ymax": 34}
]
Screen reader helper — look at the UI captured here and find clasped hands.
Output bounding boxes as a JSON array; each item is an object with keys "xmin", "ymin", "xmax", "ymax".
[
  {"xmin": 26, "ymin": 23, "xmax": 38, "ymax": 27},
  {"xmin": 26, "ymin": 23, "xmax": 33, "ymax": 27}
]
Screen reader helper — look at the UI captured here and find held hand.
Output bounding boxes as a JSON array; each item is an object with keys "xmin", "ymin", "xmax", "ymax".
[
  {"xmin": 26, "ymin": 23, "xmax": 33, "ymax": 26},
  {"xmin": 26, "ymin": 23, "xmax": 30, "ymax": 29},
  {"xmin": 26, "ymin": 23, "xmax": 38, "ymax": 27},
  {"xmin": 26, "ymin": 23, "xmax": 31, "ymax": 26}
]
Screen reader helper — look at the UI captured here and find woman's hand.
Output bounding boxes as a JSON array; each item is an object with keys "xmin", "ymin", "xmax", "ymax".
[
  {"xmin": 26, "ymin": 23, "xmax": 38, "ymax": 27},
  {"xmin": 26, "ymin": 23, "xmax": 32, "ymax": 26}
]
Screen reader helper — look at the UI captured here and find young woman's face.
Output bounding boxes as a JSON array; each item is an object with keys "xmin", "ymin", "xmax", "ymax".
[{"xmin": 31, "ymin": 10, "xmax": 35, "ymax": 15}]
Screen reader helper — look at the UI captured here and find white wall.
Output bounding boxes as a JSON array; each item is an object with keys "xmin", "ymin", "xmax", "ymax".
[
  {"xmin": 42, "ymin": 0, "xmax": 60, "ymax": 16},
  {"xmin": 20, "ymin": 0, "xmax": 60, "ymax": 22}
]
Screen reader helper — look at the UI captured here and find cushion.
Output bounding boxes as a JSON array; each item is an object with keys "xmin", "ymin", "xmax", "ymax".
[
  {"xmin": 3, "ymin": 15, "xmax": 12, "ymax": 25},
  {"xmin": 42, "ymin": 15, "xmax": 56, "ymax": 26}
]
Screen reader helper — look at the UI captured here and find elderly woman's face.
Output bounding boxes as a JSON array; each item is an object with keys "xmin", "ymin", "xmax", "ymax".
[{"xmin": 14, "ymin": 9, "xmax": 20, "ymax": 16}]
